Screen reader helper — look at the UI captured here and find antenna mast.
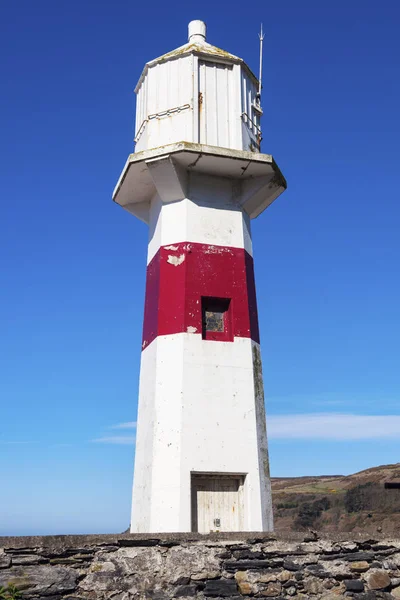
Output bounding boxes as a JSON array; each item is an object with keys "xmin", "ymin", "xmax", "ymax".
[{"xmin": 258, "ymin": 23, "xmax": 264, "ymax": 100}]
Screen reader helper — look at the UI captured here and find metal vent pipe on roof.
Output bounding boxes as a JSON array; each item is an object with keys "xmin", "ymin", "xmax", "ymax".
[{"xmin": 188, "ymin": 20, "xmax": 206, "ymax": 43}]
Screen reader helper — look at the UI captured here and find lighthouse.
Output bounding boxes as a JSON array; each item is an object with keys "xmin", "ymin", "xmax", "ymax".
[{"xmin": 113, "ymin": 21, "xmax": 286, "ymax": 533}]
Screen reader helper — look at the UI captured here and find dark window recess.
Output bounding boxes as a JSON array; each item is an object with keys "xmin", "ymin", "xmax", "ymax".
[
  {"xmin": 202, "ymin": 297, "xmax": 232, "ymax": 342},
  {"xmin": 205, "ymin": 309, "xmax": 225, "ymax": 332}
]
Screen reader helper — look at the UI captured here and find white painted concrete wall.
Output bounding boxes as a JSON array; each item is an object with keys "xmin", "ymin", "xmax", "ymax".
[
  {"xmin": 147, "ymin": 173, "xmax": 253, "ymax": 264},
  {"xmin": 131, "ymin": 173, "xmax": 273, "ymax": 533},
  {"xmin": 131, "ymin": 334, "xmax": 273, "ymax": 532}
]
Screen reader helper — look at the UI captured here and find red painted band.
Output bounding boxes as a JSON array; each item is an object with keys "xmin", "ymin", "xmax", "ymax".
[{"xmin": 142, "ymin": 242, "xmax": 260, "ymax": 350}]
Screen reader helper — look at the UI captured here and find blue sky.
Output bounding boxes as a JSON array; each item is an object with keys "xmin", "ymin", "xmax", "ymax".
[{"xmin": 1, "ymin": 0, "xmax": 400, "ymax": 535}]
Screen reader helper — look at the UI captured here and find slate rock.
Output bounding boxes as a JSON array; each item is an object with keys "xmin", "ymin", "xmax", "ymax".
[
  {"xmin": 174, "ymin": 577, "xmax": 190, "ymax": 586},
  {"xmin": 345, "ymin": 552, "xmax": 375, "ymax": 563},
  {"xmin": 49, "ymin": 558, "xmax": 84, "ymax": 566},
  {"xmin": 118, "ymin": 538, "xmax": 160, "ymax": 547},
  {"xmin": 159, "ymin": 540, "xmax": 181, "ymax": 547},
  {"xmin": 4, "ymin": 547, "xmax": 37, "ymax": 555},
  {"xmin": 216, "ymin": 551, "xmax": 231, "ymax": 559},
  {"xmin": 372, "ymin": 545, "xmax": 395, "ymax": 552},
  {"xmin": 42, "ymin": 547, "xmax": 94, "ymax": 559},
  {"xmin": 324, "ymin": 552, "xmax": 374, "ymax": 562},
  {"xmin": 224, "ymin": 559, "xmax": 278, "ymax": 571},
  {"xmin": 0, "ymin": 565, "xmax": 78, "ymax": 595},
  {"xmin": 93, "ymin": 544, "xmax": 119, "ymax": 553},
  {"xmin": 203, "ymin": 578, "xmax": 238, "ymax": 597},
  {"xmin": 227, "ymin": 545, "xmax": 250, "ymax": 552},
  {"xmin": 306, "ymin": 564, "xmax": 330, "ymax": 578},
  {"xmin": 308, "ymin": 569, "xmax": 331, "ymax": 579},
  {"xmin": 10, "ymin": 555, "xmax": 47, "ymax": 566},
  {"xmin": 344, "ymin": 579, "xmax": 365, "ymax": 592},
  {"xmin": 174, "ymin": 584, "xmax": 198, "ymax": 597},
  {"xmin": 282, "ymin": 559, "xmax": 301, "ymax": 571},
  {"xmin": 233, "ymin": 550, "xmax": 264, "ymax": 560},
  {"xmin": 306, "ymin": 563, "xmax": 325, "ymax": 571},
  {"xmin": 247, "ymin": 537, "xmax": 274, "ymax": 544}
]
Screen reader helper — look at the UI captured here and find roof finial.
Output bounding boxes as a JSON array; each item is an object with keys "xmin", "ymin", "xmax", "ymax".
[
  {"xmin": 257, "ymin": 23, "xmax": 265, "ymax": 100},
  {"xmin": 188, "ymin": 20, "xmax": 206, "ymax": 43}
]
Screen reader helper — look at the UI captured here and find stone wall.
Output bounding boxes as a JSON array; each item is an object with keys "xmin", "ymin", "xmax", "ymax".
[{"xmin": 1, "ymin": 532, "xmax": 400, "ymax": 599}]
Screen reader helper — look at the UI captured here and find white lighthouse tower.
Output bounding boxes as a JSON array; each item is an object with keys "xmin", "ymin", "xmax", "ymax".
[{"xmin": 113, "ymin": 21, "xmax": 286, "ymax": 533}]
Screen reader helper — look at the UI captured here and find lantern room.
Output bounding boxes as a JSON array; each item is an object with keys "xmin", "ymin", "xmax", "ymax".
[{"xmin": 134, "ymin": 20, "xmax": 262, "ymax": 153}]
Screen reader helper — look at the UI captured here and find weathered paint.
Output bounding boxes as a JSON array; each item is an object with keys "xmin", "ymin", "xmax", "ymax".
[
  {"xmin": 252, "ymin": 343, "xmax": 274, "ymax": 529},
  {"xmin": 147, "ymin": 186, "xmax": 254, "ymax": 264},
  {"xmin": 141, "ymin": 241, "xmax": 260, "ymax": 350},
  {"xmin": 166, "ymin": 253, "xmax": 185, "ymax": 266}
]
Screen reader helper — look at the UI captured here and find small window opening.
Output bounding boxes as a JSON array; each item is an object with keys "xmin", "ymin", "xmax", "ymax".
[
  {"xmin": 202, "ymin": 297, "xmax": 232, "ymax": 342},
  {"xmin": 205, "ymin": 308, "xmax": 225, "ymax": 332}
]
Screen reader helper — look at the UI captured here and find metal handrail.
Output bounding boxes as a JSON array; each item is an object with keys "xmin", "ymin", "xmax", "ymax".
[{"xmin": 134, "ymin": 103, "xmax": 192, "ymax": 143}]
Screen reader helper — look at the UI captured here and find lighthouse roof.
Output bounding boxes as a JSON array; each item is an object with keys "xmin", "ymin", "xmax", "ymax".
[
  {"xmin": 152, "ymin": 39, "xmax": 239, "ymax": 63},
  {"xmin": 135, "ymin": 20, "xmax": 258, "ymax": 92}
]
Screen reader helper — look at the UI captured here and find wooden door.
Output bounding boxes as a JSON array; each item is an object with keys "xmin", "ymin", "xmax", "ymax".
[
  {"xmin": 198, "ymin": 61, "xmax": 234, "ymax": 148},
  {"xmin": 191, "ymin": 475, "xmax": 243, "ymax": 533}
]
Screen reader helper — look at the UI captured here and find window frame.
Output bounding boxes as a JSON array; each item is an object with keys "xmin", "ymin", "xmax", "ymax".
[{"xmin": 201, "ymin": 297, "xmax": 233, "ymax": 342}]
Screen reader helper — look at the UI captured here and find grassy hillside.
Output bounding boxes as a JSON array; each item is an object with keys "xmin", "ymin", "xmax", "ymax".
[{"xmin": 271, "ymin": 463, "xmax": 400, "ymax": 534}]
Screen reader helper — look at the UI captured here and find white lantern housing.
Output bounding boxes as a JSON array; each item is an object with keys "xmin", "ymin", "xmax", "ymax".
[{"xmin": 134, "ymin": 21, "xmax": 262, "ymax": 153}]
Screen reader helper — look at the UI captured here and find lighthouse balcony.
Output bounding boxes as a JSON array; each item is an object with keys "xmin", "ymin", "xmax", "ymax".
[{"xmin": 113, "ymin": 141, "xmax": 286, "ymax": 223}]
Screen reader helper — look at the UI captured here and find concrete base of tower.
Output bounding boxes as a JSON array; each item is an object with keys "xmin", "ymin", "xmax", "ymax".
[{"xmin": 130, "ymin": 334, "xmax": 273, "ymax": 534}]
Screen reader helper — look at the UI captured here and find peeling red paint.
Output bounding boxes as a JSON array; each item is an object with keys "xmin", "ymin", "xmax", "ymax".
[{"xmin": 142, "ymin": 242, "xmax": 260, "ymax": 350}]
